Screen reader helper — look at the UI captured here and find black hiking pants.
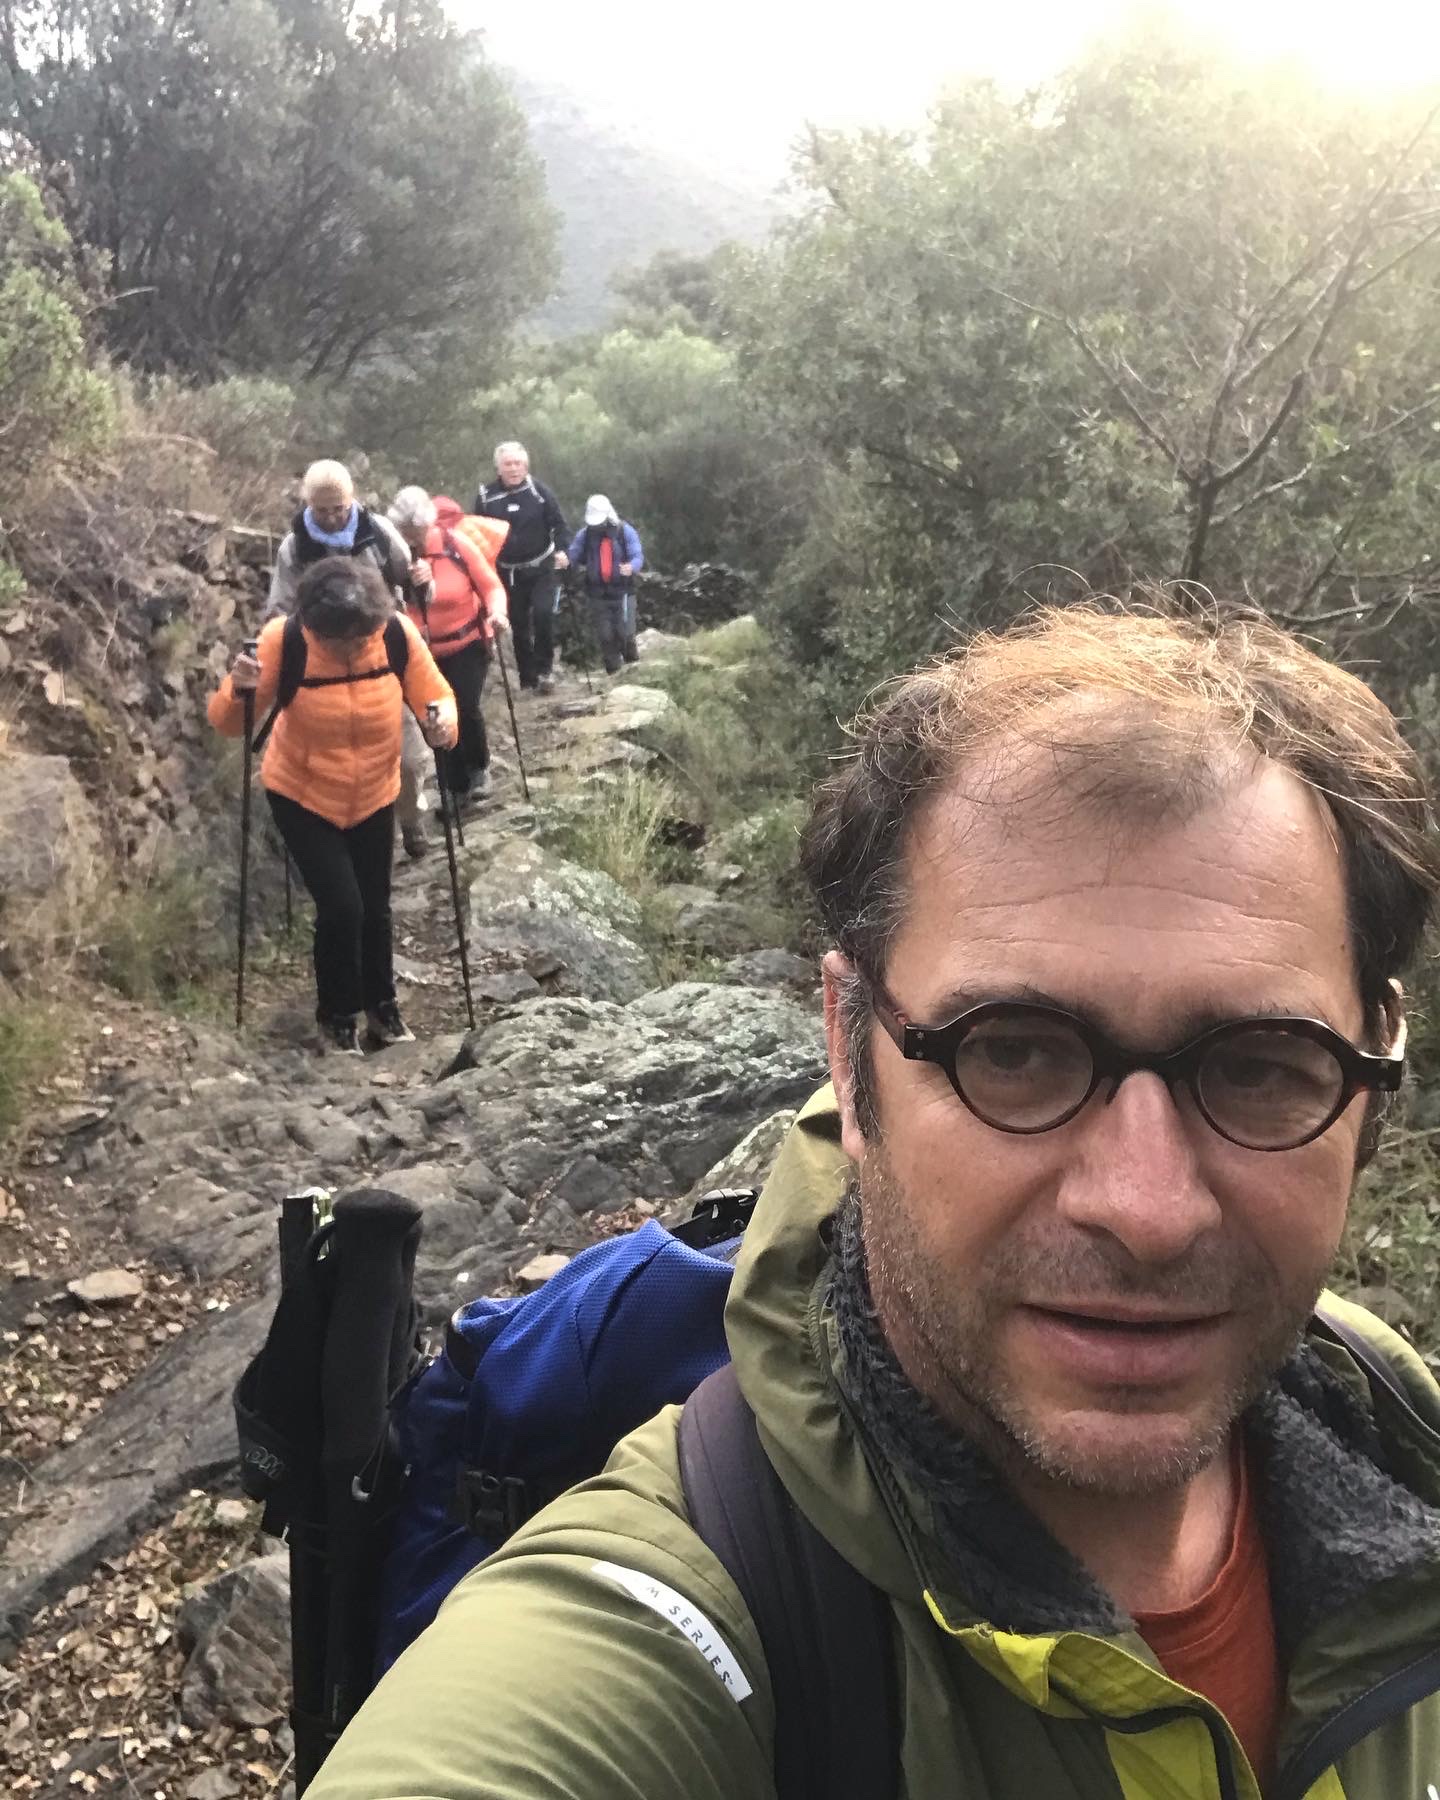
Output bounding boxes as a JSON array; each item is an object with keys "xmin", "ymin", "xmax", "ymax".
[
  {"xmin": 435, "ymin": 639, "xmax": 490, "ymax": 793},
  {"xmin": 267, "ymin": 791, "xmax": 396, "ymax": 1023},
  {"xmin": 588, "ymin": 589, "xmax": 631, "ymax": 674},
  {"xmin": 501, "ymin": 562, "xmax": 558, "ymax": 686}
]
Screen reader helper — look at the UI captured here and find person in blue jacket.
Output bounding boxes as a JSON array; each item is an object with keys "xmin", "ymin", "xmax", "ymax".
[{"xmin": 567, "ymin": 496, "xmax": 645, "ymax": 675}]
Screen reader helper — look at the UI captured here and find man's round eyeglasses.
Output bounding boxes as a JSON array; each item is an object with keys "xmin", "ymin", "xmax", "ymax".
[{"xmin": 867, "ymin": 986, "xmax": 1404, "ymax": 1153}]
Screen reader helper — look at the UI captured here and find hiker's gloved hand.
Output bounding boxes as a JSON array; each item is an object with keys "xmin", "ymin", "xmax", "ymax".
[
  {"xmin": 410, "ymin": 558, "xmax": 432, "ymax": 586},
  {"xmin": 232, "ymin": 651, "xmax": 261, "ymax": 692},
  {"xmin": 619, "ymin": 562, "xmax": 634, "ymax": 578},
  {"xmin": 491, "ymin": 613, "xmax": 510, "ymax": 635},
  {"xmin": 554, "ymin": 551, "xmax": 570, "ymax": 571},
  {"xmin": 423, "ymin": 714, "xmax": 458, "ymax": 749}
]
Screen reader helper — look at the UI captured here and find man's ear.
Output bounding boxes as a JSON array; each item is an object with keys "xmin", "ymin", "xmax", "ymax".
[
  {"xmin": 1382, "ymin": 978, "xmax": 1407, "ymax": 1056},
  {"xmin": 1356, "ymin": 978, "xmax": 1407, "ymax": 1172},
  {"xmin": 822, "ymin": 950, "xmax": 870, "ymax": 1165}
]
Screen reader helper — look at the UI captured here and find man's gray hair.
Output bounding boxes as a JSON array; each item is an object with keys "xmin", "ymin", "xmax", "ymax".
[
  {"xmin": 493, "ymin": 441, "xmax": 529, "ymax": 469},
  {"xmin": 388, "ymin": 486, "xmax": 437, "ymax": 532}
]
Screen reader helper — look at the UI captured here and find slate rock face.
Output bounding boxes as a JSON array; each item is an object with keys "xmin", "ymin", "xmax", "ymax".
[
  {"xmin": 0, "ymin": 749, "xmax": 99, "ymax": 921},
  {"xmin": 445, "ymin": 983, "xmax": 825, "ymax": 1197},
  {"xmin": 0, "ymin": 1301, "xmax": 269, "ymax": 1655},
  {"xmin": 467, "ymin": 838, "xmax": 656, "ymax": 1002}
]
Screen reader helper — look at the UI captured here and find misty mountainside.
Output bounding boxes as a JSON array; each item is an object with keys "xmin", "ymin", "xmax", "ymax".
[{"xmin": 507, "ymin": 70, "xmax": 787, "ymax": 334}]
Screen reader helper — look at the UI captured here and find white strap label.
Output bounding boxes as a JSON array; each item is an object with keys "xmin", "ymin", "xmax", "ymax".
[{"xmin": 591, "ymin": 1560, "xmax": 753, "ymax": 1701}]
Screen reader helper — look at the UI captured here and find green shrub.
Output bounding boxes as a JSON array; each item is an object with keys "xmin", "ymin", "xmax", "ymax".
[
  {"xmin": 96, "ymin": 865, "xmax": 229, "ymax": 1001},
  {"xmin": 537, "ymin": 769, "xmax": 693, "ymax": 892},
  {"xmin": 0, "ymin": 174, "xmax": 114, "ymax": 511},
  {"xmin": 1339, "ymin": 1131, "xmax": 1440, "ymax": 1366},
  {"xmin": 0, "ymin": 997, "xmax": 68, "ymax": 1141}
]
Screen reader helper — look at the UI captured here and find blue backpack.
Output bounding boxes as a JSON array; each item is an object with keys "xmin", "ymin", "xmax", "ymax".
[
  {"xmin": 234, "ymin": 1186, "xmax": 898, "ymax": 1799},
  {"xmin": 375, "ymin": 1206, "xmax": 740, "ymax": 1668}
]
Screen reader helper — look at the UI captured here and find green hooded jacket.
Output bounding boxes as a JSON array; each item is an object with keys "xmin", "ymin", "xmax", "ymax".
[{"xmin": 310, "ymin": 1086, "xmax": 1440, "ymax": 1800}]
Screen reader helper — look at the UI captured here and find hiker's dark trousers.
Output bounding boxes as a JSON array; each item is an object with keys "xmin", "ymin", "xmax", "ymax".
[
  {"xmin": 501, "ymin": 562, "xmax": 558, "ymax": 687},
  {"xmin": 268, "ymin": 792, "xmax": 396, "ymax": 1023},
  {"xmin": 435, "ymin": 639, "xmax": 490, "ymax": 793},
  {"xmin": 587, "ymin": 589, "xmax": 638, "ymax": 674}
]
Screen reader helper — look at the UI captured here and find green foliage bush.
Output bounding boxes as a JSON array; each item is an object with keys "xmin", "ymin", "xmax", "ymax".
[
  {"xmin": 0, "ymin": 174, "xmax": 114, "ymax": 511},
  {"xmin": 7, "ymin": 0, "xmax": 556, "ymax": 382},
  {"xmin": 96, "ymin": 865, "xmax": 229, "ymax": 1002},
  {"xmin": 414, "ymin": 323, "xmax": 797, "ymax": 571},
  {"xmin": 734, "ymin": 32, "xmax": 1440, "ymax": 686}
]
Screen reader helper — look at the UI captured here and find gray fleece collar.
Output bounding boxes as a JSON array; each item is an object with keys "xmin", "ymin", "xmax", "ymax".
[{"xmin": 830, "ymin": 1193, "xmax": 1440, "ymax": 1647}]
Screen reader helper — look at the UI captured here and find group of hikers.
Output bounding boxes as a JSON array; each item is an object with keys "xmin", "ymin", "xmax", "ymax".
[{"xmin": 208, "ymin": 444, "xmax": 645, "ymax": 1055}]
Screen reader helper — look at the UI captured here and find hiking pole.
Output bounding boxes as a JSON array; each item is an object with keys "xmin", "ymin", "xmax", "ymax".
[
  {"xmin": 314, "ymin": 1189, "xmax": 425, "ymax": 1791},
  {"xmin": 284, "ymin": 848, "xmax": 294, "ymax": 933},
  {"xmin": 491, "ymin": 633, "xmax": 531, "ymax": 802},
  {"xmin": 235, "ymin": 636, "xmax": 259, "ymax": 1030},
  {"xmin": 427, "ymin": 703, "xmax": 475, "ymax": 1030}
]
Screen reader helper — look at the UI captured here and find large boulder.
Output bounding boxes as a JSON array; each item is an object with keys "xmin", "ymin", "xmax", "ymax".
[
  {"xmin": 443, "ymin": 983, "xmax": 825, "ymax": 1205},
  {"xmin": 0, "ymin": 749, "xmax": 99, "ymax": 929},
  {"xmin": 467, "ymin": 837, "xmax": 656, "ymax": 1003}
]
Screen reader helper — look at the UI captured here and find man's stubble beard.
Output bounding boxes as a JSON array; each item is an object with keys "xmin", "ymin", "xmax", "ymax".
[{"xmin": 854, "ymin": 1141, "xmax": 1330, "ymax": 1500}]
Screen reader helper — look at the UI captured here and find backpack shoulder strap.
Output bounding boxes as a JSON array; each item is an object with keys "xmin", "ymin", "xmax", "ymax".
[
  {"xmin": 439, "ymin": 529, "xmax": 483, "ymax": 603},
  {"xmin": 678, "ymin": 1364, "xmax": 898, "ymax": 1800},
  {"xmin": 1311, "ymin": 1301, "xmax": 1426, "ymax": 1416},
  {"xmin": 251, "ymin": 613, "xmax": 307, "ymax": 753},
  {"xmin": 383, "ymin": 612, "xmax": 410, "ymax": 681}
]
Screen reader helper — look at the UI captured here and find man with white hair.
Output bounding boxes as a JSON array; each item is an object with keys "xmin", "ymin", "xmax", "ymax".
[
  {"xmin": 265, "ymin": 460, "xmax": 437, "ymax": 858},
  {"xmin": 473, "ymin": 442, "xmax": 570, "ymax": 695},
  {"xmin": 566, "ymin": 495, "xmax": 644, "ymax": 675}
]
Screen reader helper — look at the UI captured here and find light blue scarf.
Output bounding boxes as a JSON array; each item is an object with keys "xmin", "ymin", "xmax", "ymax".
[{"xmin": 303, "ymin": 503, "xmax": 361, "ymax": 550}]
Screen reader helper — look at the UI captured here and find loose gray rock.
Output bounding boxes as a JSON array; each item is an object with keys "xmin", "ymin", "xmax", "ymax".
[
  {"xmin": 721, "ymin": 949, "xmax": 817, "ymax": 989},
  {"xmin": 187, "ymin": 1769, "xmax": 242, "ymax": 1800},
  {"xmin": 66, "ymin": 1268, "xmax": 144, "ymax": 1306},
  {"xmin": 603, "ymin": 683, "xmax": 672, "ymax": 735},
  {"xmin": 675, "ymin": 896, "xmax": 760, "ymax": 957},
  {"xmin": 476, "ymin": 968, "xmax": 543, "ymax": 1004},
  {"xmin": 179, "ymin": 1552, "xmax": 290, "ymax": 1730},
  {"xmin": 516, "ymin": 1252, "xmax": 570, "ymax": 1292}
]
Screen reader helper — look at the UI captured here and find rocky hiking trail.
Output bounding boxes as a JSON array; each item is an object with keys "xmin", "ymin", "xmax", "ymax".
[{"xmin": 1, "ymin": 644, "xmax": 825, "ymax": 1799}]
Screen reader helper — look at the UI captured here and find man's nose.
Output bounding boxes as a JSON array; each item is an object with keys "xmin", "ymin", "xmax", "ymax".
[{"xmin": 1053, "ymin": 1071, "xmax": 1222, "ymax": 1264}]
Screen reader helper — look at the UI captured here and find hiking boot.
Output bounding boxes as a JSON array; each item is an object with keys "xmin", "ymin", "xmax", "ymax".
[
  {"xmin": 366, "ymin": 1001, "xmax": 415, "ymax": 1046},
  {"xmin": 401, "ymin": 822, "xmax": 428, "ymax": 860},
  {"xmin": 536, "ymin": 673, "xmax": 556, "ymax": 695},
  {"xmin": 323, "ymin": 1015, "xmax": 364, "ymax": 1056},
  {"xmin": 469, "ymin": 766, "xmax": 494, "ymax": 801}
]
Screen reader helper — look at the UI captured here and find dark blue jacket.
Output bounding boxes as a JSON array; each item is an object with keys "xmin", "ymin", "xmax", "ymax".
[{"xmin": 566, "ymin": 520, "xmax": 644, "ymax": 597}]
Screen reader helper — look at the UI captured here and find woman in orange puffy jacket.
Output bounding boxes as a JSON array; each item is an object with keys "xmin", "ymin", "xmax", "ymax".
[
  {"xmin": 389, "ymin": 487, "xmax": 509, "ymax": 802},
  {"xmin": 209, "ymin": 557, "xmax": 458, "ymax": 1056}
]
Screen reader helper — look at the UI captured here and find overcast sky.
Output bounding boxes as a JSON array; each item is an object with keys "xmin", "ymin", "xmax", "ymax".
[{"xmin": 465, "ymin": 0, "xmax": 1440, "ymax": 183}]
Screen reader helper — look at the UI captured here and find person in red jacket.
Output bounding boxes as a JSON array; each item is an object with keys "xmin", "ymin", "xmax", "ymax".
[{"xmin": 389, "ymin": 487, "xmax": 509, "ymax": 802}]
